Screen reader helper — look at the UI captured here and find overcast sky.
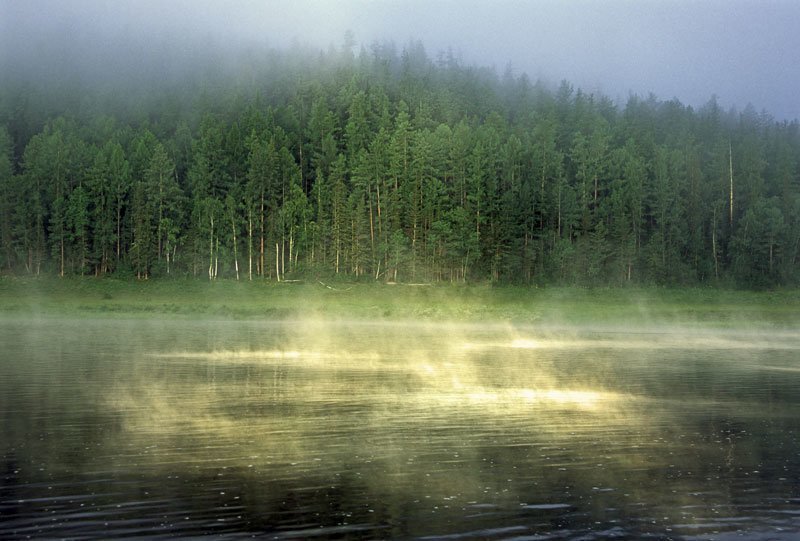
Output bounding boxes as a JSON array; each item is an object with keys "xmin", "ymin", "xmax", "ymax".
[{"xmin": 2, "ymin": 0, "xmax": 798, "ymax": 120}]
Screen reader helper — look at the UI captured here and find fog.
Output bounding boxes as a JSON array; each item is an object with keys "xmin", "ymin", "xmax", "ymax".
[
  {"xmin": 4, "ymin": 315, "xmax": 799, "ymax": 537},
  {"xmin": 2, "ymin": 0, "xmax": 799, "ymax": 121}
]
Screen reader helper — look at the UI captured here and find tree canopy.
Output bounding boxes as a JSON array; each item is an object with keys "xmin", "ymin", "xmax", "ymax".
[{"xmin": 1, "ymin": 41, "xmax": 798, "ymax": 287}]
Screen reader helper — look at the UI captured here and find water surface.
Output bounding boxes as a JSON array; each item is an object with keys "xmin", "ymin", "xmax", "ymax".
[{"xmin": 1, "ymin": 317, "xmax": 799, "ymax": 539}]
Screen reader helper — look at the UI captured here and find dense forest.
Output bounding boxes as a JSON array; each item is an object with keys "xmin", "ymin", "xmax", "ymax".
[{"xmin": 1, "ymin": 40, "xmax": 798, "ymax": 287}]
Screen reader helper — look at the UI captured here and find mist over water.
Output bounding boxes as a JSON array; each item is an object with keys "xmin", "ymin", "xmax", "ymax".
[{"xmin": 1, "ymin": 316, "xmax": 799, "ymax": 539}]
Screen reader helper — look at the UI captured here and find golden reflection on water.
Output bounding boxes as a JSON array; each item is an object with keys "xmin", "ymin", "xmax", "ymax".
[
  {"xmin": 5, "ymin": 318, "xmax": 797, "ymax": 538},
  {"xmin": 102, "ymin": 321, "xmax": 800, "ymax": 511},
  {"xmin": 104, "ymin": 343, "xmax": 656, "ymax": 527},
  {"xmin": 146, "ymin": 343, "xmax": 627, "ymax": 416},
  {"xmin": 114, "ymin": 337, "xmax": 639, "ymax": 457},
  {"xmin": 37, "ymin": 320, "xmax": 789, "ymax": 539},
  {"xmin": 3, "ymin": 313, "xmax": 799, "ymax": 541},
  {"xmin": 464, "ymin": 332, "xmax": 800, "ymax": 352}
]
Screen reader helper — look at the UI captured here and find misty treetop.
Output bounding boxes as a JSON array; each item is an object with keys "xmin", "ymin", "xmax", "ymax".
[{"xmin": 1, "ymin": 41, "xmax": 799, "ymax": 286}]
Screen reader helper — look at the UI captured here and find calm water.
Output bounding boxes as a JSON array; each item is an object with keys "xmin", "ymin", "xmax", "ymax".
[{"xmin": 1, "ymin": 317, "xmax": 799, "ymax": 540}]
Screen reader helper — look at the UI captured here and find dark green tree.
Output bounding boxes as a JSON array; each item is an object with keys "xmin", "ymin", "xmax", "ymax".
[
  {"xmin": 0, "ymin": 126, "xmax": 15, "ymax": 271},
  {"xmin": 145, "ymin": 143, "xmax": 182, "ymax": 274}
]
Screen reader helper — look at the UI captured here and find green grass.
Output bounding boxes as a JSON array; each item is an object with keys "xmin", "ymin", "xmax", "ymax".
[{"xmin": 0, "ymin": 276, "xmax": 798, "ymax": 327}]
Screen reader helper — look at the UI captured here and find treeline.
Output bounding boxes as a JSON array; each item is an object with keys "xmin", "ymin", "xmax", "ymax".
[{"xmin": 1, "ymin": 41, "xmax": 799, "ymax": 286}]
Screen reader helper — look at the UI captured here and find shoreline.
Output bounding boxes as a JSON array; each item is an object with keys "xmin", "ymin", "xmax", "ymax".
[{"xmin": 1, "ymin": 276, "xmax": 798, "ymax": 328}]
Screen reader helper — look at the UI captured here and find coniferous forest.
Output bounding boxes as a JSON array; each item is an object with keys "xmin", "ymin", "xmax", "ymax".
[{"xmin": 1, "ymin": 41, "xmax": 799, "ymax": 287}]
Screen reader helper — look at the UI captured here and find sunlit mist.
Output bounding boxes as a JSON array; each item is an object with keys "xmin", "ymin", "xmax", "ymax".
[{"xmin": 4, "ymin": 317, "xmax": 799, "ymax": 538}]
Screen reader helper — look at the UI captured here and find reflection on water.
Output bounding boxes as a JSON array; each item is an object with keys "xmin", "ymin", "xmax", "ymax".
[{"xmin": 1, "ymin": 317, "xmax": 799, "ymax": 539}]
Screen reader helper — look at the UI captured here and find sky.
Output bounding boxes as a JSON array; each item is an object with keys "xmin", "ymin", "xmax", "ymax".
[{"xmin": 2, "ymin": 0, "xmax": 799, "ymax": 121}]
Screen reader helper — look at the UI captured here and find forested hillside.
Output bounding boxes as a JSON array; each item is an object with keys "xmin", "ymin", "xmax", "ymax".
[{"xmin": 1, "ymin": 41, "xmax": 798, "ymax": 286}]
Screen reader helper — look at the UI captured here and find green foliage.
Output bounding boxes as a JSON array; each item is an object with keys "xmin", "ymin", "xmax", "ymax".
[
  {"xmin": 1, "ymin": 41, "xmax": 799, "ymax": 288},
  {"xmin": 0, "ymin": 127, "xmax": 14, "ymax": 271}
]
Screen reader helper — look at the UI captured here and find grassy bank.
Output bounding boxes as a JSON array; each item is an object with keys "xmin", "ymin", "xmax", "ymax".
[{"xmin": 0, "ymin": 276, "xmax": 798, "ymax": 327}]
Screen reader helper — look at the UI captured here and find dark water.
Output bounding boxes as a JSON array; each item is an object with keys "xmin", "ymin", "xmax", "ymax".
[{"xmin": 1, "ymin": 317, "xmax": 799, "ymax": 540}]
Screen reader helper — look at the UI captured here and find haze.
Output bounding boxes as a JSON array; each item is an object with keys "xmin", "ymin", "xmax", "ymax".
[{"xmin": 2, "ymin": 0, "xmax": 798, "ymax": 121}]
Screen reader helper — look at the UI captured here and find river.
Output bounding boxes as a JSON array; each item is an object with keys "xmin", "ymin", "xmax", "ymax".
[{"xmin": 1, "ymin": 317, "xmax": 798, "ymax": 539}]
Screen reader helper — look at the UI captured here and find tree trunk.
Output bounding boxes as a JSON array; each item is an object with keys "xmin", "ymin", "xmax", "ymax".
[
  {"xmin": 231, "ymin": 208, "xmax": 239, "ymax": 281},
  {"xmin": 214, "ymin": 237, "xmax": 219, "ymax": 279},
  {"xmin": 729, "ymin": 142, "xmax": 734, "ymax": 226},
  {"xmin": 260, "ymin": 190, "xmax": 265, "ymax": 277},
  {"xmin": 288, "ymin": 227, "xmax": 294, "ymax": 276},
  {"xmin": 208, "ymin": 213, "xmax": 214, "ymax": 281},
  {"xmin": 275, "ymin": 242, "xmax": 281, "ymax": 282},
  {"xmin": 769, "ymin": 237, "xmax": 774, "ymax": 274},
  {"xmin": 712, "ymin": 209, "xmax": 719, "ymax": 280},
  {"xmin": 157, "ymin": 180, "xmax": 163, "ymax": 260},
  {"xmin": 116, "ymin": 202, "xmax": 121, "ymax": 264},
  {"xmin": 368, "ymin": 183, "xmax": 375, "ymax": 265},
  {"xmin": 248, "ymin": 214, "xmax": 253, "ymax": 281},
  {"xmin": 281, "ymin": 237, "xmax": 285, "ymax": 279},
  {"xmin": 376, "ymin": 181, "xmax": 382, "ymax": 237}
]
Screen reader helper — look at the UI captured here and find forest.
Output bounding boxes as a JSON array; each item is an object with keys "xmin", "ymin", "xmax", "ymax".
[{"xmin": 0, "ymin": 40, "xmax": 798, "ymax": 287}]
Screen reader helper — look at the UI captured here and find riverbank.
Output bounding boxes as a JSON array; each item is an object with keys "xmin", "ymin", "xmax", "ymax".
[{"xmin": 0, "ymin": 276, "xmax": 798, "ymax": 327}]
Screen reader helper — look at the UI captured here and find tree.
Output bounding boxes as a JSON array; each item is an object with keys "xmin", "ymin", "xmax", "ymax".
[
  {"xmin": 643, "ymin": 146, "xmax": 686, "ymax": 283},
  {"xmin": 87, "ymin": 144, "xmax": 113, "ymax": 274},
  {"xmin": 307, "ymin": 96, "xmax": 338, "ymax": 178},
  {"xmin": 130, "ymin": 179, "xmax": 152, "ymax": 279},
  {"xmin": 3, "ymin": 42, "xmax": 800, "ymax": 286},
  {"xmin": 731, "ymin": 197, "xmax": 785, "ymax": 286},
  {"xmin": 21, "ymin": 117, "xmax": 88, "ymax": 276},
  {"xmin": 188, "ymin": 117, "xmax": 233, "ymax": 278},
  {"xmin": 17, "ymin": 135, "xmax": 47, "ymax": 274},
  {"xmin": 310, "ymin": 166, "xmax": 331, "ymax": 272},
  {"xmin": 66, "ymin": 182, "xmax": 89, "ymax": 274},
  {"xmin": 245, "ymin": 131, "xmax": 278, "ymax": 278},
  {"xmin": 529, "ymin": 110, "xmax": 565, "ymax": 279},
  {"xmin": 274, "ymin": 145, "xmax": 303, "ymax": 280},
  {"xmin": 145, "ymin": 143, "xmax": 182, "ymax": 274},
  {"xmin": 280, "ymin": 181, "xmax": 312, "ymax": 277},
  {"xmin": 388, "ymin": 100, "xmax": 413, "ymax": 239},
  {"xmin": 0, "ymin": 126, "xmax": 14, "ymax": 271},
  {"xmin": 329, "ymin": 154, "xmax": 348, "ymax": 274},
  {"xmin": 366, "ymin": 127, "xmax": 392, "ymax": 278},
  {"xmin": 569, "ymin": 114, "xmax": 610, "ymax": 232},
  {"xmin": 350, "ymin": 148, "xmax": 377, "ymax": 276},
  {"xmin": 192, "ymin": 195, "xmax": 224, "ymax": 281},
  {"xmin": 345, "ymin": 90, "xmax": 372, "ymax": 160},
  {"xmin": 607, "ymin": 139, "xmax": 646, "ymax": 282}
]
